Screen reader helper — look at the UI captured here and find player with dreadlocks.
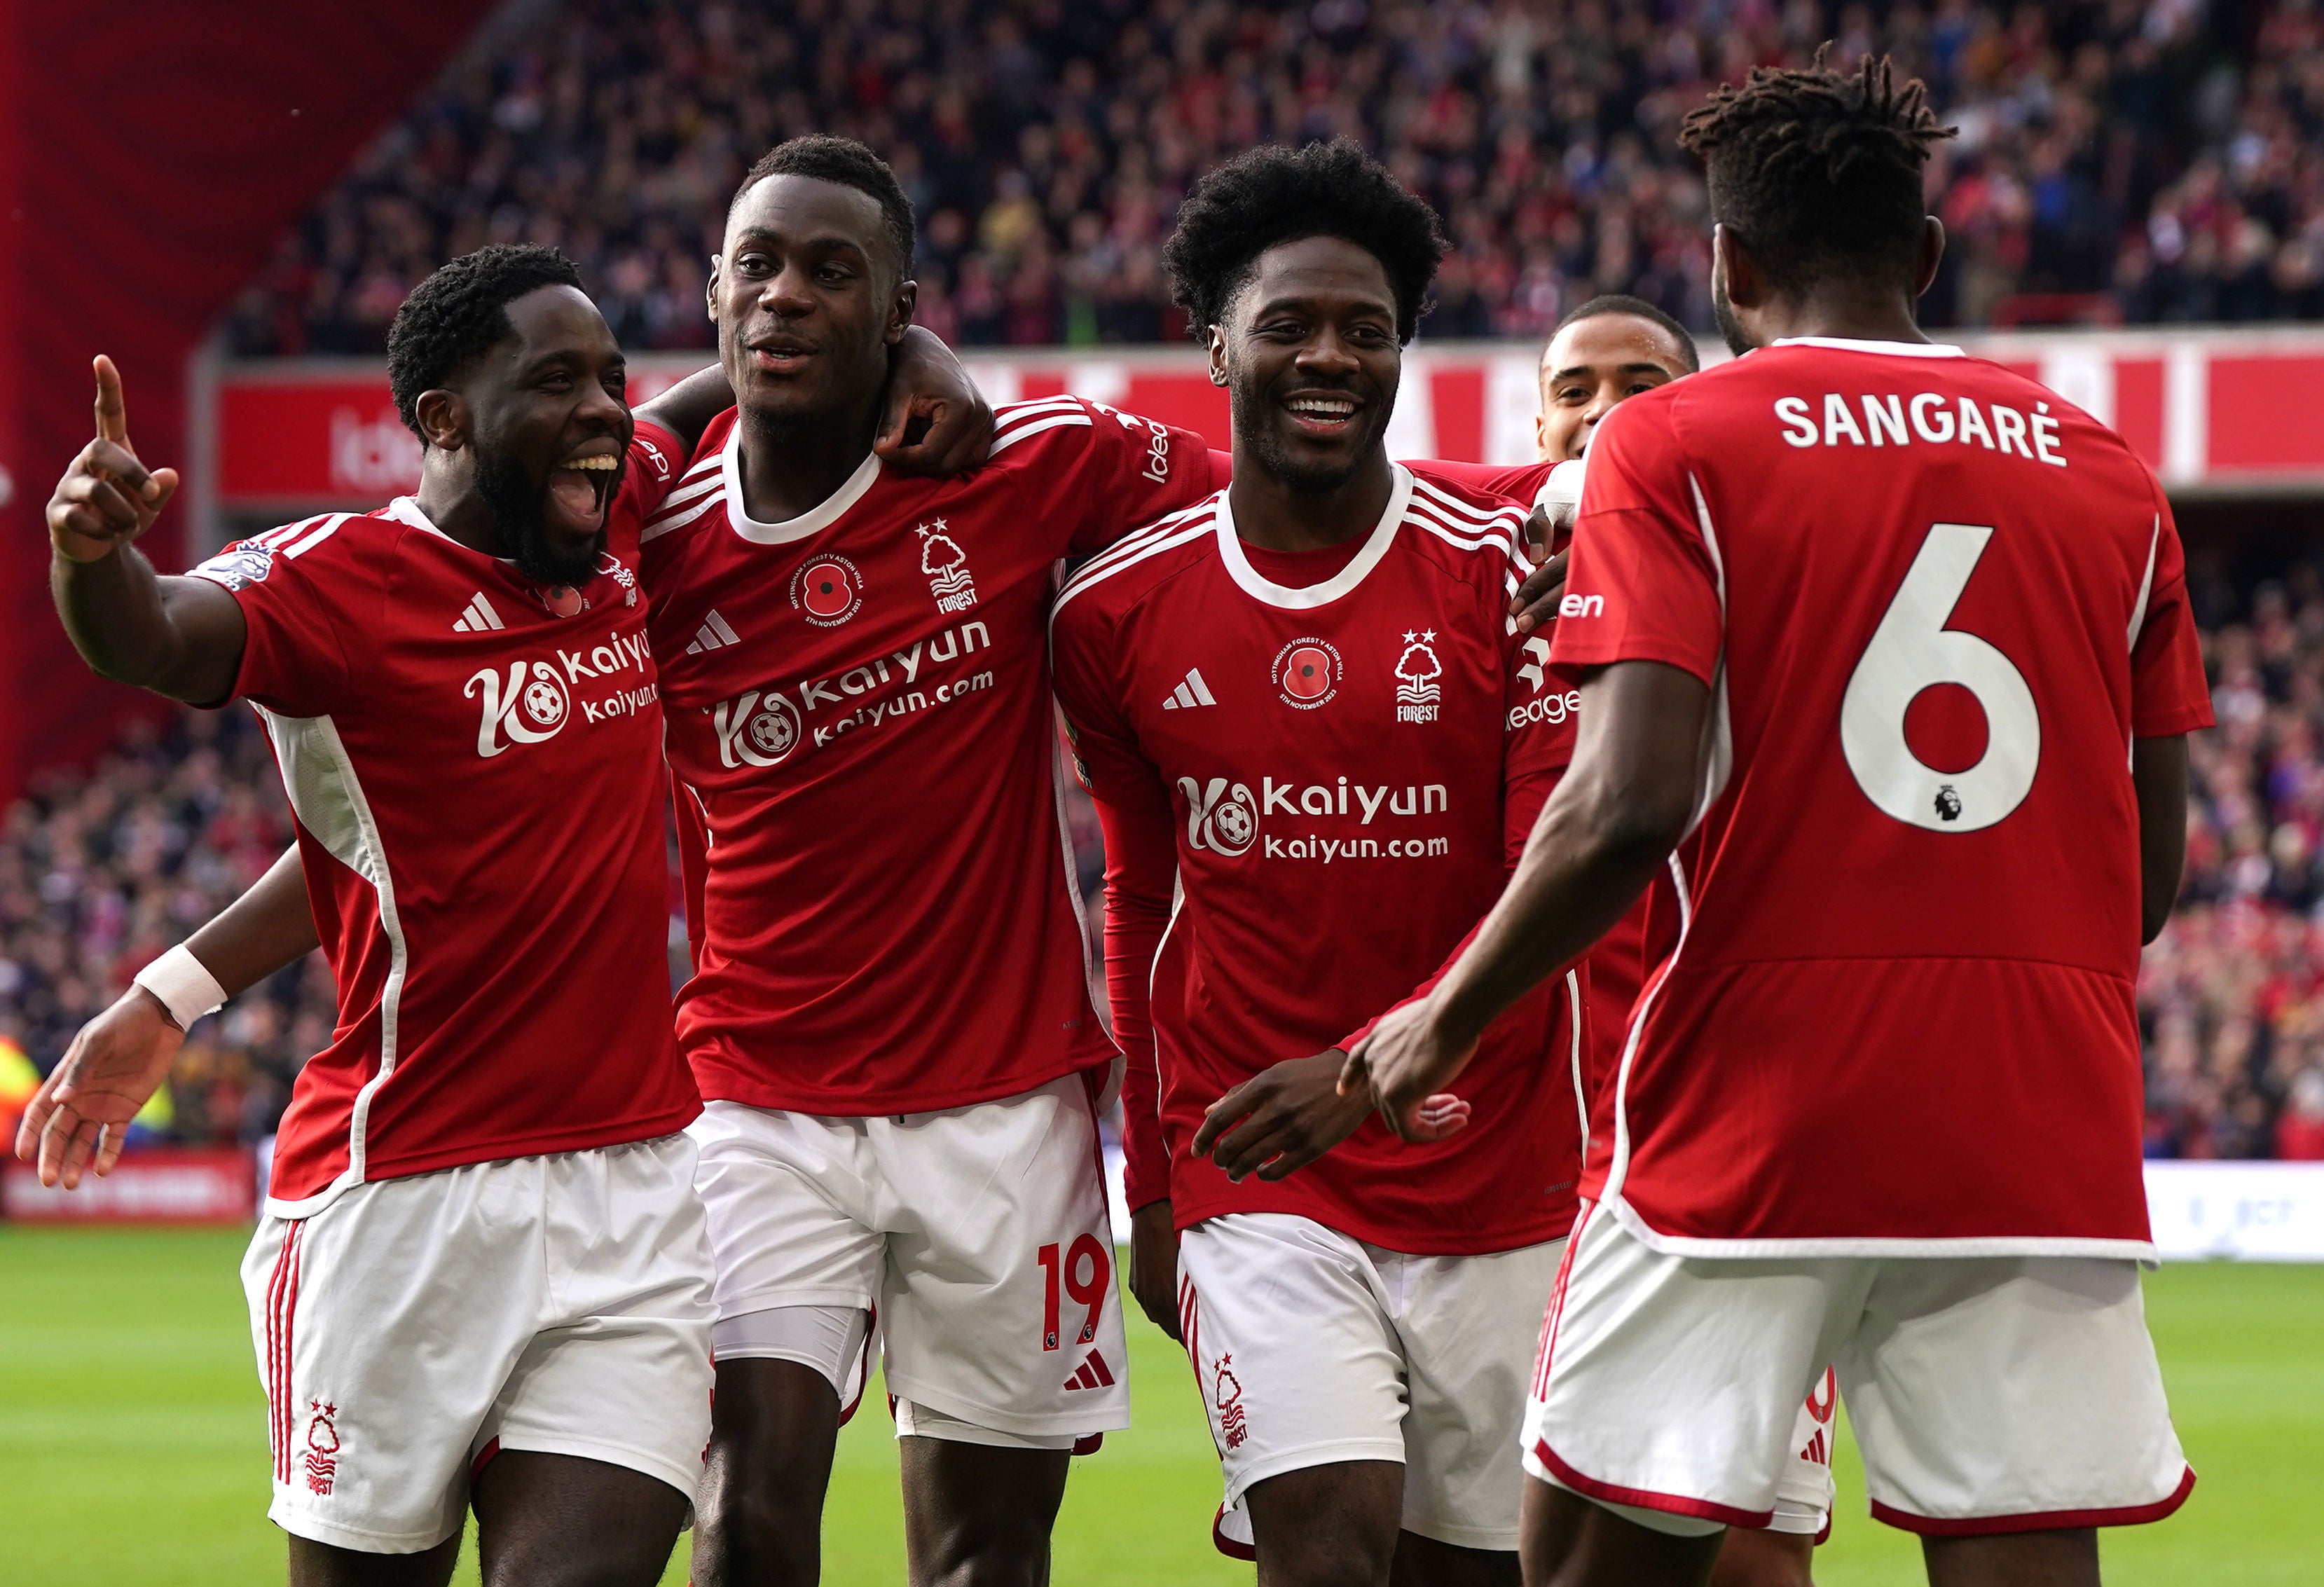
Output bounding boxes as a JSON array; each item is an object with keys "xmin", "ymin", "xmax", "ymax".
[{"xmin": 1352, "ymin": 50, "xmax": 2206, "ymax": 1587}]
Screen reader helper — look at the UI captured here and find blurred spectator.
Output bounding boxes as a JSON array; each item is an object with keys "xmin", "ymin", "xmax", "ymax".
[{"xmin": 221, "ymin": 0, "xmax": 2323, "ymax": 359}]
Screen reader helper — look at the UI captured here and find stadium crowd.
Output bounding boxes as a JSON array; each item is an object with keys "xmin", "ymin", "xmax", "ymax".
[
  {"xmin": 219, "ymin": 0, "xmax": 2323, "ymax": 359},
  {"xmin": 1, "ymin": 554, "xmax": 2318, "ymax": 1158}
]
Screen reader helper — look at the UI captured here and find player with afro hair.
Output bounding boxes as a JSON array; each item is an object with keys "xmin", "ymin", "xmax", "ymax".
[{"xmin": 1164, "ymin": 138, "xmax": 1448, "ymax": 344}]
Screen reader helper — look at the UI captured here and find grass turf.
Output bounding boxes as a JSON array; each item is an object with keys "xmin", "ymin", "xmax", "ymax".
[{"xmin": 0, "ymin": 1227, "xmax": 2314, "ymax": 1584}]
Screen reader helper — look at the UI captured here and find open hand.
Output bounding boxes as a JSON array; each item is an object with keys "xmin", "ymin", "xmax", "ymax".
[
  {"xmin": 15, "ymin": 987, "xmax": 184, "ymax": 1188},
  {"xmin": 48, "ymin": 357, "xmax": 181, "ymax": 563}
]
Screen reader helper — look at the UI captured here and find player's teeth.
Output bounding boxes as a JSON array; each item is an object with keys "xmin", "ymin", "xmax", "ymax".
[{"xmin": 560, "ymin": 455, "xmax": 618, "ymax": 469}]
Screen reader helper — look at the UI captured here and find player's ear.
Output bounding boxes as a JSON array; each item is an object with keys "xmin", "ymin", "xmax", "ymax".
[
  {"xmin": 705, "ymin": 256, "xmax": 723, "ymax": 326},
  {"xmin": 1206, "ymin": 323, "xmax": 1229, "ymax": 389},
  {"xmin": 886, "ymin": 279, "xmax": 917, "ymax": 345},
  {"xmin": 1713, "ymin": 224, "xmax": 1763, "ymax": 310},
  {"xmin": 413, "ymin": 389, "xmax": 468, "ymax": 453},
  {"xmin": 1914, "ymin": 217, "xmax": 1946, "ymax": 302}
]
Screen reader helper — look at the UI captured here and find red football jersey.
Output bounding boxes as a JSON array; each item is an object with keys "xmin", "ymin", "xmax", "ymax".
[
  {"xmin": 645, "ymin": 397, "xmax": 1215, "ymax": 1114},
  {"xmin": 1404, "ymin": 454, "xmax": 1651, "ymax": 1146},
  {"xmin": 1050, "ymin": 467, "xmax": 1586, "ymax": 1256},
  {"xmin": 1550, "ymin": 337, "xmax": 2215, "ymax": 1256},
  {"xmin": 191, "ymin": 427, "xmax": 698, "ymax": 1215}
]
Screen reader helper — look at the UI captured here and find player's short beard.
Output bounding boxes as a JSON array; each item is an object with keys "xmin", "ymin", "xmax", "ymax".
[
  {"xmin": 1230, "ymin": 365, "xmax": 1387, "ymax": 494},
  {"xmin": 476, "ymin": 450, "xmax": 605, "ymax": 589}
]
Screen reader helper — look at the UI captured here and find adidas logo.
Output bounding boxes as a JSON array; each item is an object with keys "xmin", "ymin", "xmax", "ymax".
[
  {"xmin": 686, "ymin": 610, "xmax": 741, "ymax": 656},
  {"xmin": 451, "ymin": 593, "xmax": 504, "ymax": 633},
  {"xmin": 1161, "ymin": 668, "xmax": 1218, "ymax": 710},
  {"xmin": 1062, "ymin": 1349, "xmax": 1117, "ymax": 1392}
]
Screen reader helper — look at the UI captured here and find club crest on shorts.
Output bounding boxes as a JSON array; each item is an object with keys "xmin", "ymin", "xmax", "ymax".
[
  {"xmin": 1272, "ymin": 638, "xmax": 1341, "ymax": 709},
  {"xmin": 303, "ymin": 1399, "xmax": 341, "ymax": 1495},
  {"xmin": 1394, "ymin": 630, "xmax": 1443, "ymax": 723},
  {"xmin": 791, "ymin": 554, "xmax": 865, "ymax": 627},
  {"xmin": 1213, "ymin": 1354, "xmax": 1249, "ymax": 1450},
  {"xmin": 917, "ymin": 521, "xmax": 977, "ymax": 613}
]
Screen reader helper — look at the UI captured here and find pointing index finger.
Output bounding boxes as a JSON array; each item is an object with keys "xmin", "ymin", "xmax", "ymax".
[{"xmin": 93, "ymin": 355, "xmax": 131, "ymax": 446}]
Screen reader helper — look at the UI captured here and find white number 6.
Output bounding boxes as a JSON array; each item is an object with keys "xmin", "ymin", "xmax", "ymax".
[{"xmin": 1840, "ymin": 523, "xmax": 2038, "ymax": 833}]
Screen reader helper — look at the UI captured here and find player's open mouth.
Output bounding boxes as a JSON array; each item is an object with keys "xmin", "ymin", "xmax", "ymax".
[
  {"xmin": 547, "ymin": 450, "xmax": 619, "ymax": 534},
  {"xmin": 1281, "ymin": 392, "xmax": 1361, "ymax": 437},
  {"xmin": 748, "ymin": 338, "xmax": 817, "ymax": 373}
]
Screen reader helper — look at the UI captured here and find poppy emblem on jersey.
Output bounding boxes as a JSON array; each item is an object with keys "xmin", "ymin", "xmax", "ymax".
[
  {"xmin": 713, "ymin": 688, "xmax": 804, "ymax": 769},
  {"xmin": 1394, "ymin": 630, "xmax": 1443, "ymax": 724},
  {"xmin": 542, "ymin": 584, "xmax": 585, "ymax": 619},
  {"xmin": 916, "ymin": 521, "xmax": 978, "ymax": 613},
  {"xmin": 790, "ymin": 555, "xmax": 865, "ymax": 628},
  {"xmin": 303, "ymin": 1400, "xmax": 341, "ymax": 1496},
  {"xmin": 1177, "ymin": 776, "xmax": 1258, "ymax": 858},
  {"xmin": 465, "ymin": 661, "xmax": 572, "ymax": 758},
  {"xmin": 1273, "ymin": 638, "xmax": 1341, "ymax": 709}
]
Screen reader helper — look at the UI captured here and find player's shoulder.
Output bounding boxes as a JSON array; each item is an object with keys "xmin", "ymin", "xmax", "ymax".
[
  {"xmin": 1051, "ymin": 490, "xmax": 1228, "ymax": 631},
  {"xmin": 193, "ymin": 504, "xmax": 410, "ymax": 593},
  {"xmin": 639, "ymin": 418, "xmax": 734, "ymax": 555},
  {"xmin": 1400, "ymin": 469, "xmax": 1529, "ymax": 588},
  {"xmin": 987, "ymin": 394, "xmax": 1109, "ymax": 465}
]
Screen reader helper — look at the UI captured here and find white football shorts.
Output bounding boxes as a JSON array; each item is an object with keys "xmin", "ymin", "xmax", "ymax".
[
  {"xmin": 240, "ymin": 1134, "xmax": 715, "ymax": 1553},
  {"xmin": 1178, "ymin": 1211, "xmax": 1567, "ymax": 1555},
  {"xmin": 1521, "ymin": 1203, "xmax": 2193, "ymax": 1537},
  {"xmin": 688, "ymin": 1070, "xmax": 1129, "ymax": 1448}
]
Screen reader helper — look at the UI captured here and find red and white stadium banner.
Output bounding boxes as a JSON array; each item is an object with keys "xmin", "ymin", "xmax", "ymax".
[
  {"xmin": 195, "ymin": 327, "xmax": 2324, "ymax": 533},
  {"xmin": 2, "ymin": 1148, "xmax": 256, "ymax": 1223}
]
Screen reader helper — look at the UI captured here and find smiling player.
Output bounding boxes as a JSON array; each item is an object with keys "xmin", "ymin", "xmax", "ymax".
[
  {"xmin": 1051, "ymin": 142, "xmax": 1585, "ymax": 1587},
  {"xmin": 33, "ymin": 246, "xmax": 717, "ymax": 1587}
]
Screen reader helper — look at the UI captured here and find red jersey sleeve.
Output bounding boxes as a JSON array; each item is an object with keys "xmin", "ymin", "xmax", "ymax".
[
  {"xmin": 626, "ymin": 420, "xmax": 685, "ymax": 519},
  {"xmin": 1049, "ymin": 593, "xmax": 1177, "ymax": 1209},
  {"xmin": 1547, "ymin": 398, "xmax": 1724, "ymax": 686},
  {"xmin": 188, "ymin": 518, "xmax": 369, "ymax": 719},
  {"xmin": 1025, "ymin": 398, "xmax": 1216, "ymax": 557},
  {"xmin": 2129, "ymin": 484, "xmax": 2215, "ymax": 737}
]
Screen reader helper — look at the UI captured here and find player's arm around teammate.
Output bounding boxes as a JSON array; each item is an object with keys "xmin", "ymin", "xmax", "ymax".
[{"xmin": 22, "ymin": 317, "xmax": 991, "ymax": 1193}]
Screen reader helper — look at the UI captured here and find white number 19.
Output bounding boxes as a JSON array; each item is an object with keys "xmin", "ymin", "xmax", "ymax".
[{"xmin": 1839, "ymin": 522, "xmax": 2039, "ymax": 833}]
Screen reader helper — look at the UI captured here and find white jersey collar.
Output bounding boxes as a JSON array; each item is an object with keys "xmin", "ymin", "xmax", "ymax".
[
  {"xmin": 722, "ymin": 432, "xmax": 882, "ymax": 545},
  {"xmin": 1768, "ymin": 336, "xmax": 1965, "ymax": 357},
  {"xmin": 1215, "ymin": 464, "xmax": 1412, "ymax": 610}
]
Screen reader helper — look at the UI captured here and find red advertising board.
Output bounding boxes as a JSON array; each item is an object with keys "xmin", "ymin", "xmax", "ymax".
[
  {"xmin": 3, "ymin": 1148, "xmax": 256, "ymax": 1223},
  {"xmin": 200, "ymin": 330, "xmax": 2324, "ymax": 534}
]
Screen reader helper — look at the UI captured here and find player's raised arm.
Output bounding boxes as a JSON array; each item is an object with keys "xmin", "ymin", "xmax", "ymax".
[
  {"xmin": 16, "ymin": 846, "xmax": 317, "ymax": 1188},
  {"xmin": 48, "ymin": 356, "xmax": 246, "ymax": 704}
]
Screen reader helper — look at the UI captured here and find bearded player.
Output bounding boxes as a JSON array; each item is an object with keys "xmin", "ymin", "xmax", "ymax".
[
  {"xmin": 1355, "ymin": 51, "xmax": 2203, "ymax": 1587},
  {"xmin": 1414, "ymin": 296, "xmax": 1841, "ymax": 1586},
  {"xmin": 32, "ymin": 247, "xmax": 721, "ymax": 1587},
  {"xmin": 1052, "ymin": 142, "xmax": 1584, "ymax": 1587},
  {"xmin": 26, "ymin": 238, "xmax": 989, "ymax": 1584}
]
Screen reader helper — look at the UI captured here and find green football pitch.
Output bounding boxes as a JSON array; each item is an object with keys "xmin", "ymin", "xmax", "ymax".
[{"xmin": 2, "ymin": 1227, "xmax": 2316, "ymax": 1585}]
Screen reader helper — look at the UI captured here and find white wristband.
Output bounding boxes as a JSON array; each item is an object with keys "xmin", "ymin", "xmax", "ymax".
[
  {"xmin": 134, "ymin": 943, "xmax": 229, "ymax": 1031},
  {"xmin": 1535, "ymin": 455, "xmax": 1588, "ymax": 528}
]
